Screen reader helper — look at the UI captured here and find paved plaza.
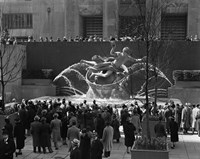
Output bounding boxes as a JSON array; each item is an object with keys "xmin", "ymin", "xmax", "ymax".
[{"xmin": 13, "ymin": 132, "xmax": 200, "ymax": 159}]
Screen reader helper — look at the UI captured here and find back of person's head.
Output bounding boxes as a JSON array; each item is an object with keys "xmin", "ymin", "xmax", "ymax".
[
  {"xmin": 41, "ymin": 117, "xmax": 46, "ymax": 124},
  {"xmin": 105, "ymin": 120, "xmax": 111, "ymax": 126},
  {"xmin": 53, "ymin": 113, "xmax": 58, "ymax": 118},
  {"xmin": 72, "ymin": 120, "xmax": 76, "ymax": 126},
  {"xmin": 34, "ymin": 115, "xmax": 40, "ymax": 121}
]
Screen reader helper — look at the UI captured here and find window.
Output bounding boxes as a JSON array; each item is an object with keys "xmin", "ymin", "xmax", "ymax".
[
  {"xmin": 119, "ymin": 16, "xmax": 144, "ymax": 37},
  {"xmin": 161, "ymin": 14, "xmax": 187, "ymax": 40},
  {"xmin": 83, "ymin": 16, "xmax": 103, "ymax": 38},
  {"xmin": 2, "ymin": 13, "xmax": 33, "ymax": 29}
]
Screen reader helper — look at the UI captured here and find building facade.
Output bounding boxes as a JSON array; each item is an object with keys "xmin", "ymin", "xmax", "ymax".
[{"xmin": 0, "ymin": 0, "xmax": 199, "ymax": 41}]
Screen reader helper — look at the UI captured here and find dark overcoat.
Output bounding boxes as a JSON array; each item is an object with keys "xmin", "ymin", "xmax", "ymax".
[
  {"xmin": 90, "ymin": 138, "xmax": 103, "ymax": 159},
  {"xmin": 0, "ymin": 138, "xmax": 15, "ymax": 159},
  {"xmin": 30, "ymin": 121, "xmax": 42, "ymax": 147},
  {"xmin": 61, "ymin": 116, "xmax": 68, "ymax": 139},
  {"xmin": 19, "ymin": 108, "xmax": 28, "ymax": 129},
  {"xmin": 4, "ymin": 123, "xmax": 13, "ymax": 139},
  {"xmin": 111, "ymin": 118, "xmax": 120, "ymax": 140},
  {"xmin": 123, "ymin": 121, "xmax": 136, "ymax": 147},
  {"xmin": 169, "ymin": 120, "xmax": 179, "ymax": 142},
  {"xmin": 80, "ymin": 133, "xmax": 91, "ymax": 159},
  {"xmin": 95, "ymin": 116, "xmax": 105, "ymax": 139},
  {"xmin": 40, "ymin": 123, "xmax": 51, "ymax": 147},
  {"xmin": 14, "ymin": 122, "xmax": 26, "ymax": 149}
]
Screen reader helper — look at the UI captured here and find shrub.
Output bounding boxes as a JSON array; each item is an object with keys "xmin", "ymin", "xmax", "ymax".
[{"xmin": 132, "ymin": 136, "xmax": 168, "ymax": 151}]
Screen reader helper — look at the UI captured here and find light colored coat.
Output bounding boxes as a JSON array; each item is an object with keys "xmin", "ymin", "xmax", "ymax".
[
  {"xmin": 131, "ymin": 114, "xmax": 141, "ymax": 134},
  {"xmin": 191, "ymin": 107, "xmax": 199, "ymax": 128},
  {"xmin": 50, "ymin": 118, "xmax": 62, "ymax": 142},
  {"xmin": 102, "ymin": 125, "xmax": 113, "ymax": 152}
]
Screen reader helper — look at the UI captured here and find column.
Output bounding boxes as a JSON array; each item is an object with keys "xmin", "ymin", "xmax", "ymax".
[{"xmin": 103, "ymin": 0, "xmax": 119, "ymax": 40}]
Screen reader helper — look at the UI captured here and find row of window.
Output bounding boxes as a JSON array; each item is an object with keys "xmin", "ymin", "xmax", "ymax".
[
  {"xmin": 2, "ymin": 13, "xmax": 187, "ymax": 40},
  {"xmin": 2, "ymin": 13, "xmax": 32, "ymax": 29}
]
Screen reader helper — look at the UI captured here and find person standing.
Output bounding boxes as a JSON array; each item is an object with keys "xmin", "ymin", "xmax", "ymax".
[
  {"xmin": 67, "ymin": 120, "xmax": 80, "ymax": 152},
  {"xmin": 181, "ymin": 104, "xmax": 192, "ymax": 134},
  {"xmin": 30, "ymin": 115, "xmax": 42, "ymax": 153},
  {"xmin": 0, "ymin": 129, "xmax": 16, "ymax": 159},
  {"xmin": 123, "ymin": 116, "xmax": 136, "ymax": 153},
  {"xmin": 50, "ymin": 113, "xmax": 62, "ymax": 150},
  {"xmin": 61, "ymin": 112, "xmax": 69, "ymax": 145},
  {"xmin": 19, "ymin": 101, "xmax": 28, "ymax": 135},
  {"xmin": 70, "ymin": 138, "xmax": 81, "ymax": 159},
  {"xmin": 130, "ymin": 108, "xmax": 141, "ymax": 135},
  {"xmin": 164, "ymin": 105, "xmax": 173, "ymax": 134},
  {"xmin": 4, "ymin": 117, "xmax": 13, "ymax": 139},
  {"xmin": 191, "ymin": 104, "xmax": 199, "ymax": 134},
  {"xmin": 40, "ymin": 117, "xmax": 53, "ymax": 153},
  {"xmin": 13, "ymin": 118, "xmax": 26, "ymax": 157},
  {"xmin": 101, "ymin": 120, "xmax": 113, "ymax": 158},
  {"xmin": 154, "ymin": 116, "xmax": 167, "ymax": 139},
  {"xmin": 111, "ymin": 113, "xmax": 121, "ymax": 142},
  {"xmin": 169, "ymin": 116, "xmax": 179, "ymax": 149},
  {"xmin": 94, "ymin": 113, "xmax": 105, "ymax": 139},
  {"xmin": 195, "ymin": 108, "xmax": 200, "ymax": 136},
  {"xmin": 90, "ymin": 131, "xmax": 103, "ymax": 159},
  {"xmin": 79, "ymin": 128, "xmax": 91, "ymax": 159}
]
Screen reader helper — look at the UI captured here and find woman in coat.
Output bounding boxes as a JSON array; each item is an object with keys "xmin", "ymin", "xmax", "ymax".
[
  {"xmin": 169, "ymin": 116, "xmax": 179, "ymax": 149},
  {"xmin": 111, "ymin": 114, "xmax": 120, "ymax": 142},
  {"xmin": 40, "ymin": 117, "xmax": 53, "ymax": 153},
  {"xmin": 123, "ymin": 115, "xmax": 136, "ymax": 153},
  {"xmin": 79, "ymin": 128, "xmax": 91, "ymax": 159},
  {"xmin": 14, "ymin": 118, "xmax": 26, "ymax": 156},
  {"xmin": 51, "ymin": 113, "xmax": 62, "ymax": 150},
  {"xmin": 101, "ymin": 121, "xmax": 113, "ymax": 158},
  {"xmin": 30, "ymin": 115, "xmax": 42, "ymax": 153}
]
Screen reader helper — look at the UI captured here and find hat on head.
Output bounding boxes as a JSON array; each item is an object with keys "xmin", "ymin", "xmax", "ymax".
[
  {"xmin": 53, "ymin": 113, "xmax": 59, "ymax": 118},
  {"xmin": 34, "ymin": 115, "xmax": 40, "ymax": 121},
  {"xmin": 71, "ymin": 138, "xmax": 80, "ymax": 147}
]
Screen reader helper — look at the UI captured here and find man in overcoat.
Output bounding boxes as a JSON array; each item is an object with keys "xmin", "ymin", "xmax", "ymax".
[
  {"xmin": 67, "ymin": 120, "xmax": 80, "ymax": 152},
  {"xmin": 30, "ymin": 115, "xmax": 42, "ymax": 153},
  {"xmin": 50, "ymin": 113, "xmax": 62, "ymax": 150},
  {"xmin": 40, "ymin": 117, "xmax": 53, "ymax": 153}
]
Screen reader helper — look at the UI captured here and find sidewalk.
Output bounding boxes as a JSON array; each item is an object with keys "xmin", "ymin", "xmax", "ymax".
[{"xmin": 13, "ymin": 133, "xmax": 200, "ymax": 159}]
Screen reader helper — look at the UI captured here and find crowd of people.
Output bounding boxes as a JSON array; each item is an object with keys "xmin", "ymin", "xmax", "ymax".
[{"xmin": 0, "ymin": 98, "xmax": 200, "ymax": 159}]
